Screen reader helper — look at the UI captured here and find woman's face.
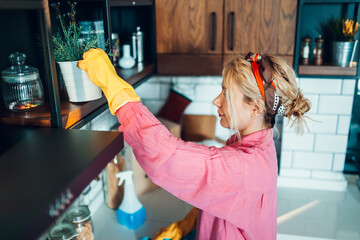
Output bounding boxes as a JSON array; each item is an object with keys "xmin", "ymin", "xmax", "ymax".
[{"xmin": 212, "ymin": 82, "xmax": 254, "ymax": 134}]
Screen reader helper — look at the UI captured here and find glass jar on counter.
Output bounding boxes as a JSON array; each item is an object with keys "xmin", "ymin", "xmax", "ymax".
[
  {"xmin": 1, "ymin": 52, "xmax": 44, "ymax": 112},
  {"xmin": 48, "ymin": 222, "xmax": 78, "ymax": 240},
  {"xmin": 65, "ymin": 205, "xmax": 94, "ymax": 240}
]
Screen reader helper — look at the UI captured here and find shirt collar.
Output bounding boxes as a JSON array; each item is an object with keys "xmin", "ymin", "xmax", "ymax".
[{"xmin": 226, "ymin": 129, "xmax": 273, "ymax": 148}]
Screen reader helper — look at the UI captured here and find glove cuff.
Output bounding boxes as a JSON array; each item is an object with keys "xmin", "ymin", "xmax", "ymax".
[{"xmin": 109, "ymin": 88, "xmax": 141, "ymax": 115}]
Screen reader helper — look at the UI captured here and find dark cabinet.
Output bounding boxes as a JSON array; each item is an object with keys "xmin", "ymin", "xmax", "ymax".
[
  {"xmin": 0, "ymin": 0, "xmax": 155, "ymax": 129},
  {"xmin": 155, "ymin": 0, "xmax": 297, "ymax": 75},
  {"xmin": 0, "ymin": 0, "xmax": 155, "ymax": 239}
]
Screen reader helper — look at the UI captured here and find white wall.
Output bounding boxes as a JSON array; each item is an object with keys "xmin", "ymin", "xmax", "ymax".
[{"xmin": 278, "ymin": 78, "xmax": 356, "ymax": 191}]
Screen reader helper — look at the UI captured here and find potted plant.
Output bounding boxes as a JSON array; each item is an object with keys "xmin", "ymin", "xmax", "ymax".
[
  {"xmin": 51, "ymin": 1, "xmax": 106, "ymax": 102},
  {"xmin": 324, "ymin": 18, "xmax": 359, "ymax": 67}
]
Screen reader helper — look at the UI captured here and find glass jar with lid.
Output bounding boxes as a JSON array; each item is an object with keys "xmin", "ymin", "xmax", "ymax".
[
  {"xmin": 48, "ymin": 222, "xmax": 78, "ymax": 240},
  {"xmin": 65, "ymin": 205, "xmax": 94, "ymax": 240},
  {"xmin": 1, "ymin": 52, "xmax": 44, "ymax": 112}
]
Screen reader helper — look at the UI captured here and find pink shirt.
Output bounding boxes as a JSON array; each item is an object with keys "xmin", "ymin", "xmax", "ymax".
[{"xmin": 117, "ymin": 102, "xmax": 278, "ymax": 240}]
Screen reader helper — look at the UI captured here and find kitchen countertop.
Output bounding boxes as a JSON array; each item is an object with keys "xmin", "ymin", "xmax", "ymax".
[{"xmin": 92, "ymin": 187, "xmax": 194, "ymax": 239}]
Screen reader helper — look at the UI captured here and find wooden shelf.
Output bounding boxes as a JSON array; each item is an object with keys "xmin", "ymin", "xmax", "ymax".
[
  {"xmin": 298, "ymin": 65, "xmax": 357, "ymax": 77},
  {"xmin": 0, "ymin": 62, "xmax": 155, "ymax": 128}
]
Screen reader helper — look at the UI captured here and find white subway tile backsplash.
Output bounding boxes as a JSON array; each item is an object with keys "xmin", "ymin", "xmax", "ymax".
[
  {"xmin": 307, "ymin": 114, "xmax": 338, "ymax": 134},
  {"xmin": 184, "ymin": 102, "xmax": 214, "ymax": 115},
  {"xmin": 341, "ymin": 79, "xmax": 356, "ymax": 95},
  {"xmin": 215, "ymin": 118, "xmax": 231, "ymax": 141},
  {"xmin": 300, "ymin": 78, "xmax": 342, "ymax": 94},
  {"xmin": 195, "ymin": 85, "xmax": 220, "ymax": 101},
  {"xmin": 142, "ymin": 100, "xmax": 165, "ymax": 115},
  {"xmin": 311, "ymin": 171, "xmax": 345, "ymax": 181},
  {"xmin": 304, "ymin": 94, "xmax": 319, "ymax": 114},
  {"xmin": 146, "ymin": 75, "xmax": 171, "ymax": 84},
  {"xmin": 282, "ymin": 132, "xmax": 315, "ymax": 151},
  {"xmin": 173, "ymin": 80, "xmax": 196, "ymax": 100},
  {"xmin": 292, "ymin": 152, "xmax": 333, "ymax": 170},
  {"xmin": 280, "ymin": 151, "xmax": 293, "ymax": 168},
  {"xmin": 172, "ymin": 76, "xmax": 197, "ymax": 85},
  {"xmin": 136, "ymin": 83, "xmax": 161, "ymax": 99},
  {"xmin": 195, "ymin": 76, "xmax": 222, "ymax": 85},
  {"xmin": 314, "ymin": 134, "xmax": 348, "ymax": 153},
  {"xmin": 282, "ymin": 120, "xmax": 296, "ymax": 133},
  {"xmin": 337, "ymin": 115, "xmax": 351, "ymax": 134},
  {"xmin": 280, "ymin": 168, "xmax": 311, "ymax": 178},
  {"xmin": 91, "ymin": 109, "xmax": 118, "ymax": 131},
  {"xmin": 333, "ymin": 153, "xmax": 346, "ymax": 171},
  {"xmin": 160, "ymin": 83, "xmax": 171, "ymax": 100},
  {"xmin": 318, "ymin": 95, "xmax": 354, "ymax": 114}
]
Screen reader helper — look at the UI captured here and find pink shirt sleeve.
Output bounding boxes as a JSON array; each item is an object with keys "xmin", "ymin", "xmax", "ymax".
[
  {"xmin": 116, "ymin": 102, "xmax": 278, "ymax": 233},
  {"xmin": 117, "ymin": 102, "xmax": 245, "ymax": 208}
]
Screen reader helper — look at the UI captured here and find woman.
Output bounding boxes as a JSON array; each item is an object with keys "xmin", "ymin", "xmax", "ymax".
[{"xmin": 78, "ymin": 49, "xmax": 310, "ymax": 240}]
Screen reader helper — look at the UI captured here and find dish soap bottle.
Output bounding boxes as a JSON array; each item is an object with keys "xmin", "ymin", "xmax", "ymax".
[{"xmin": 116, "ymin": 170, "xmax": 146, "ymax": 229}]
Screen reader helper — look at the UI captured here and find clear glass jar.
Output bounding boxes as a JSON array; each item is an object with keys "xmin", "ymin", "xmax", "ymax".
[
  {"xmin": 65, "ymin": 205, "xmax": 94, "ymax": 240},
  {"xmin": 48, "ymin": 222, "xmax": 78, "ymax": 240},
  {"xmin": 1, "ymin": 52, "xmax": 44, "ymax": 112}
]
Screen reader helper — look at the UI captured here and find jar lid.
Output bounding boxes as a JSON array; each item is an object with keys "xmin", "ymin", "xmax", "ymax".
[
  {"xmin": 1, "ymin": 52, "xmax": 40, "ymax": 83},
  {"xmin": 66, "ymin": 205, "xmax": 91, "ymax": 223},
  {"xmin": 48, "ymin": 222, "xmax": 78, "ymax": 240}
]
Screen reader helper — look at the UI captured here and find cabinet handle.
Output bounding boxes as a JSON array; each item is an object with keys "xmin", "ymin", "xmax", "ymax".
[
  {"xmin": 229, "ymin": 12, "xmax": 235, "ymax": 51},
  {"xmin": 211, "ymin": 12, "xmax": 216, "ymax": 51}
]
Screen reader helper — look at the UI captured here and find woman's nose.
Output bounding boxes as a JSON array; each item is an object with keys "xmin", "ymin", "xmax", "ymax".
[{"xmin": 212, "ymin": 94, "xmax": 221, "ymax": 107}]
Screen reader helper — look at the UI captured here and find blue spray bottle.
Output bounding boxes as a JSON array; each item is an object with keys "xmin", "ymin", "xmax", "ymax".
[{"xmin": 116, "ymin": 170, "xmax": 146, "ymax": 229}]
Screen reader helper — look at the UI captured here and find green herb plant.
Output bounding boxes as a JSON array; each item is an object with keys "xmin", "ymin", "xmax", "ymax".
[
  {"xmin": 51, "ymin": 1, "xmax": 108, "ymax": 62},
  {"xmin": 323, "ymin": 18, "xmax": 359, "ymax": 41}
]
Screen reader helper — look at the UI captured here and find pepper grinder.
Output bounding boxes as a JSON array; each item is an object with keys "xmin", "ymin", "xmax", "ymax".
[{"xmin": 313, "ymin": 35, "xmax": 324, "ymax": 65}]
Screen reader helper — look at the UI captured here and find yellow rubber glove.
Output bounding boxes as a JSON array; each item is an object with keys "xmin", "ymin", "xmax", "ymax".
[
  {"xmin": 77, "ymin": 48, "xmax": 140, "ymax": 115},
  {"xmin": 153, "ymin": 208, "xmax": 197, "ymax": 240}
]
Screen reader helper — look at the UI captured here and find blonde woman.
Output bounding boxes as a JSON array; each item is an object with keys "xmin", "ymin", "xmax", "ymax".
[{"xmin": 78, "ymin": 49, "xmax": 310, "ymax": 240}]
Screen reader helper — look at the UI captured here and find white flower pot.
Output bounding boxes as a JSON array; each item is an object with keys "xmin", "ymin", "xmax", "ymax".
[{"xmin": 57, "ymin": 61, "xmax": 102, "ymax": 102}]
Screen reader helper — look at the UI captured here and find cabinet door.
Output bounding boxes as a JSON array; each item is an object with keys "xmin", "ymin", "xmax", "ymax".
[
  {"xmin": 156, "ymin": 0, "xmax": 224, "ymax": 75},
  {"xmin": 224, "ymin": 0, "xmax": 297, "ymax": 64}
]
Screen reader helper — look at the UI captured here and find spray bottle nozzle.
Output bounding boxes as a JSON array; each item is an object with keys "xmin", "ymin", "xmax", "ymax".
[{"xmin": 116, "ymin": 170, "xmax": 134, "ymax": 186}]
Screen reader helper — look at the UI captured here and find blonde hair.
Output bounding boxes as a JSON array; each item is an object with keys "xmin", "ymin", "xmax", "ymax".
[{"xmin": 222, "ymin": 55, "xmax": 311, "ymax": 138}]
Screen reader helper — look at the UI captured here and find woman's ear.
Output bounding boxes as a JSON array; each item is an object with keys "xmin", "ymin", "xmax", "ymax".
[{"xmin": 251, "ymin": 101, "xmax": 264, "ymax": 118}]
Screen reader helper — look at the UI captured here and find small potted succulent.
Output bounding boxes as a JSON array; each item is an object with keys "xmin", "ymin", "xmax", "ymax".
[
  {"xmin": 324, "ymin": 18, "xmax": 359, "ymax": 67},
  {"xmin": 51, "ymin": 1, "xmax": 107, "ymax": 102}
]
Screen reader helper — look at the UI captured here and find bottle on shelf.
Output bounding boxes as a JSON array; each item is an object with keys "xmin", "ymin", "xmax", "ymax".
[
  {"xmin": 119, "ymin": 44, "xmax": 136, "ymax": 69},
  {"xmin": 313, "ymin": 35, "xmax": 324, "ymax": 66},
  {"xmin": 300, "ymin": 37, "xmax": 311, "ymax": 65}
]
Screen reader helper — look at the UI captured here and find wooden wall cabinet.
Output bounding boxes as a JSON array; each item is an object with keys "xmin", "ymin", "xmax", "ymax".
[{"xmin": 155, "ymin": 0, "xmax": 297, "ymax": 75}]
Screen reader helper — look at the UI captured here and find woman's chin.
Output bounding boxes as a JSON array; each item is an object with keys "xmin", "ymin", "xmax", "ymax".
[{"xmin": 219, "ymin": 119, "xmax": 230, "ymax": 129}]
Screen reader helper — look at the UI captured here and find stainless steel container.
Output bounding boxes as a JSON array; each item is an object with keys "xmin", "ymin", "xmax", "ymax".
[
  {"xmin": 331, "ymin": 41, "xmax": 355, "ymax": 67},
  {"xmin": 132, "ymin": 33, "xmax": 137, "ymax": 61},
  {"xmin": 136, "ymin": 26, "xmax": 144, "ymax": 63}
]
